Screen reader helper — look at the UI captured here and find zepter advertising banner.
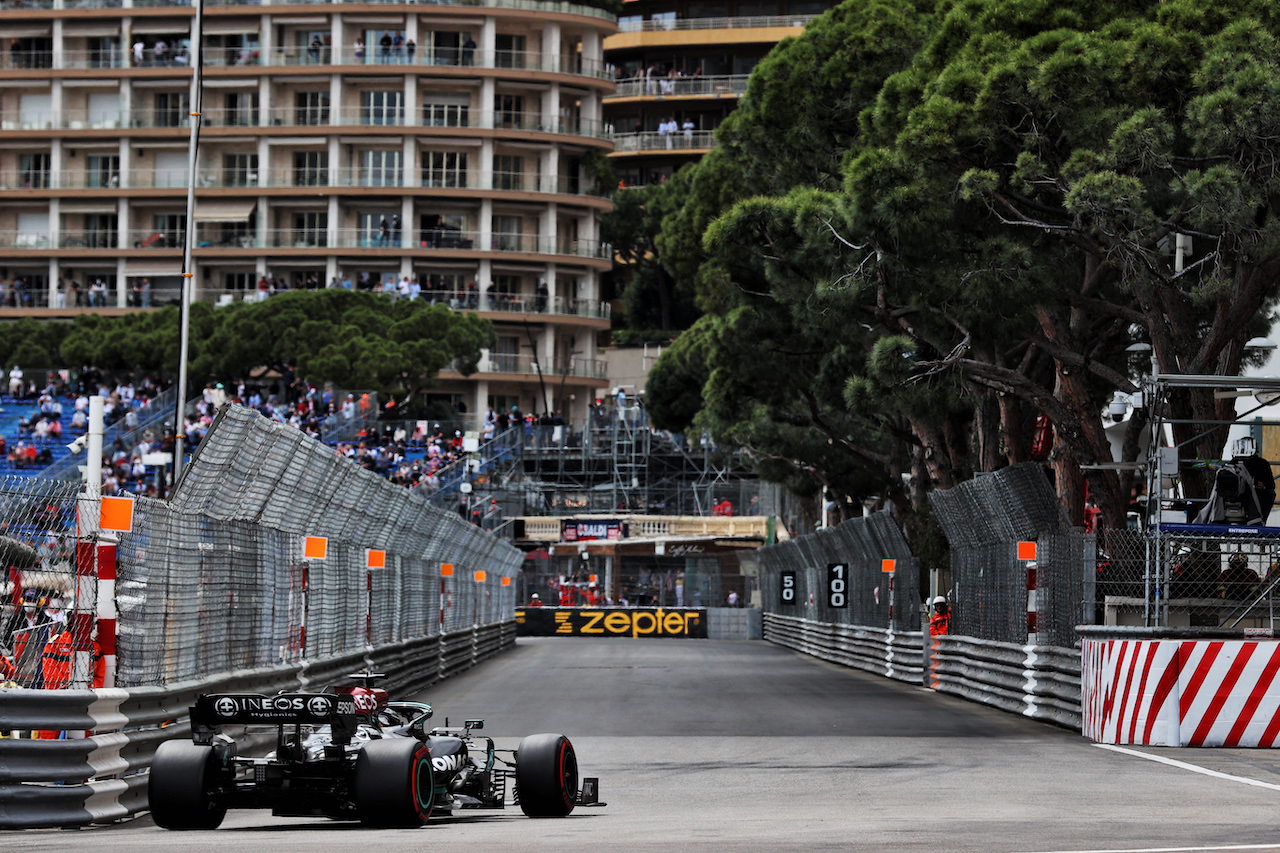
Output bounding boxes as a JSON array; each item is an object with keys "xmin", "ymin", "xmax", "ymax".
[{"xmin": 516, "ymin": 607, "xmax": 708, "ymax": 639}]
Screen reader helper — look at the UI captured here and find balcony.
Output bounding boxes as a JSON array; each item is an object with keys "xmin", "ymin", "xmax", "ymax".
[
  {"xmin": 615, "ymin": 14, "xmax": 820, "ymax": 33},
  {"xmin": 609, "ymin": 130, "xmax": 716, "ymax": 153},
  {"xmin": 0, "ymin": 0, "xmax": 613, "ymax": 22},
  {"xmin": 397, "ymin": 288, "xmax": 610, "ymax": 320},
  {"xmin": 471, "ymin": 353, "xmax": 609, "ymax": 379},
  {"xmin": 607, "ymin": 74, "xmax": 749, "ymax": 100}
]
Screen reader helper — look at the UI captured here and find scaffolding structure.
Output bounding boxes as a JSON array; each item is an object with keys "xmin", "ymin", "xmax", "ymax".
[{"xmin": 424, "ymin": 405, "xmax": 760, "ymax": 520}]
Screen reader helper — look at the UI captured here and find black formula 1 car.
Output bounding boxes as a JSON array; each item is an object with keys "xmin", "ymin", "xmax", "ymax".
[{"xmin": 148, "ymin": 675, "xmax": 601, "ymax": 829}]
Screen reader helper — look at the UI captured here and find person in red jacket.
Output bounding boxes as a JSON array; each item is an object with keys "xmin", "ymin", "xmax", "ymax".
[
  {"xmin": 929, "ymin": 596, "xmax": 951, "ymax": 637},
  {"xmin": 528, "ymin": 593, "xmax": 543, "ymax": 607},
  {"xmin": 40, "ymin": 625, "xmax": 104, "ymax": 690}
]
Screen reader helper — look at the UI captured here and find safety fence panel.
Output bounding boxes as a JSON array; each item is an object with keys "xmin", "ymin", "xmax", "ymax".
[
  {"xmin": 0, "ymin": 475, "xmax": 82, "ymax": 688},
  {"xmin": 931, "ymin": 463, "xmax": 1089, "ymax": 647},
  {"xmin": 0, "ymin": 623, "xmax": 514, "ymax": 829},
  {"xmin": 754, "ymin": 510, "xmax": 920, "ymax": 632}
]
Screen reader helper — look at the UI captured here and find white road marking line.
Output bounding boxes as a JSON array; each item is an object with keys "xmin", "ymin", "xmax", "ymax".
[
  {"xmin": 1011, "ymin": 845, "xmax": 1280, "ymax": 853},
  {"xmin": 1093, "ymin": 742, "xmax": 1280, "ymax": 792}
]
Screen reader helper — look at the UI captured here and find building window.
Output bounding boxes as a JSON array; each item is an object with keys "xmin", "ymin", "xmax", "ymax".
[
  {"xmin": 223, "ymin": 271, "xmax": 253, "ymax": 291},
  {"xmin": 361, "ymin": 90, "xmax": 404, "ymax": 126},
  {"xmin": 494, "ymin": 94, "xmax": 525, "ymax": 129},
  {"xmin": 86, "ymin": 154, "xmax": 120, "ymax": 188},
  {"xmin": 358, "ymin": 211, "xmax": 401, "ymax": 247},
  {"xmin": 152, "ymin": 213, "xmax": 186, "ymax": 248},
  {"xmin": 493, "ymin": 215, "xmax": 523, "ymax": 251},
  {"xmin": 293, "ymin": 150, "xmax": 328, "ymax": 187},
  {"xmin": 361, "ymin": 150, "xmax": 403, "ymax": 187},
  {"xmin": 422, "ymin": 150, "xmax": 467, "ymax": 188},
  {"xmin": 222, "ymin": 91, "xmax": 259, "ymax": 127},
  {"xmin": 222, "ymin": 153, "xmax": 259, "ymax": 187},
  {"xmin": 424, "ymin": 102, "xmax": 469, "ymax": 127},
  {"xmin": 492, "ymin": 154, "xmax": 532, "ymax": 191},
  {"xmin": 19, "ymin": 153, "xmax": 50, "ymax": 188},
  {"xmin": 495, "ymin": 34, "xmax": 526, "ymax": 69},
  {"xmin": 88, "ymin": 37, "xmax": 121, "ymax": 68},
  {"xmin": 295, "ymin": 91, "xmax": 330, "ymax": 125},
  {"xmin": 291, "ymin": 211, "xmax": 327, "ymax": 247},
  {"xmin": 85, "ymin": 213, "xmax": 118, "ymax": 249},
  {"xmin": 154, "ymin": 92, "xmax": 188, "ymax": 128}
]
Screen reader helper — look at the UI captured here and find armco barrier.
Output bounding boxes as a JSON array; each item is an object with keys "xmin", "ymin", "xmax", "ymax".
[
  {"xmin": 763, "ymin": 613, "xmax": 924, "ymax": 684},
  {"xmin": 927, "ymin": 634, "xmax": 1081, "ymax": 730},
  {"xmin": 1080, "ymin": 626, "xmax": 1280, "ymax": 747},
  {"xmin": 0, "ymin": 622, "xmax": 514, "ymax": 829}
]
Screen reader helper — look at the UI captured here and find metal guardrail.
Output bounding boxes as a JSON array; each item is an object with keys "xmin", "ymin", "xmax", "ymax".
[
  {"xmin": 929, "ymin": 635, "xmax": 1081, "ymax": 730},
  {"xmin": 762, "ymin": 613, "xmax": 924, "ymax": 684},
  {"xmin": 0, "ymin": 621, "xmax": 515, "ymax": 829},
  {"xmin": 762, "ymin": 613, "xmax": 1082, "ymax": 730}
]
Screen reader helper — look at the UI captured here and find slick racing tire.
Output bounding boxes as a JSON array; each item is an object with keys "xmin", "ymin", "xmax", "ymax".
[
  {"xmin": 148, "ymin": 741, "xmax": 227, "ymax": 830},
  {"xmin": 515, "ymin": 733, "xmax": 578, "ymax": 817},
  {"xmin": 354, "ymin": 739, "xmax": 435, "ymax": 827}
]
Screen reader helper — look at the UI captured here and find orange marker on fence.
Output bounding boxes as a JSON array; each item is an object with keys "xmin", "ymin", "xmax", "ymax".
[
  {"xmin": 99, "ymin": 496, "xmax": 135, "ymax": 532},
  {"xmin": 304, "ymin": 536, "xmax": 327, "ymax": 559}
]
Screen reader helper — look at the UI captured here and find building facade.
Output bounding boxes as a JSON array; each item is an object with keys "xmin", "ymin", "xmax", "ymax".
[
  {"xmin": 0, "ymin": 0, "xmax": 616, "ymax": 425},
  {"xmin": 601, "ymin": 0, "xmax": 831, "ymax": 187}
]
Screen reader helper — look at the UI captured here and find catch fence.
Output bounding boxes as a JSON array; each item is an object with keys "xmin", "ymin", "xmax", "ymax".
[
  {"xmin": 750, "ymin": 509, "xmax": 921, "ymax": 632},
  {"xmin": 1, "ymin": 404, "xmax": 522, "ymax": 689},
  {"xmin": 930, "ymin": 463, "xmax": 1091, "ymax": 648}
]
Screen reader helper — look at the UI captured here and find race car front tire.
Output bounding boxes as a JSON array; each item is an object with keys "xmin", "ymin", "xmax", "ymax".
[
  {"xmin": 148, "ymin": 741, "xmax": 227, "ymax": 830},
  {"xmin": 354, "ymin": 739, "xmax": 434, "ymax": 827},
  {"xmin": 515, "ymin": 733, "xmax": 578, "ymax": 817}
]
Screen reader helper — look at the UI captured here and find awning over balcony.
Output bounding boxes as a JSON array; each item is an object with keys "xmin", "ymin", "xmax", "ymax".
[{"xmin": 193, "ymin": 199, "xmax": 256, "ymax": 223}]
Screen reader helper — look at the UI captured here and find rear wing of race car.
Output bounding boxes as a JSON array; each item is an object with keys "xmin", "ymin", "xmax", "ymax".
[{"xmin": 191, "ymin": 693, "xmax": 360, "ymax": 745}]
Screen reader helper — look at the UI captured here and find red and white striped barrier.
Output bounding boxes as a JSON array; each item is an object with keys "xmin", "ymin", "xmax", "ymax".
[{"xmin": 1082, "ymin": 638, "xmax": 1280, "ymax": 747}]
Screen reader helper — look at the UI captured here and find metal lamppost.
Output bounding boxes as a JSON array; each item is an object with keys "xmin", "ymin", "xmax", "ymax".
[{"xmin": 171, "ymin": 0, "xmax": 205, "ymax": 489}]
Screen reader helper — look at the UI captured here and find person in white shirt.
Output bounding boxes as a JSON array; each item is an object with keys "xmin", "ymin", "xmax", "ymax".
[{"xmin": 8, "ymin": 365, "xmax": 23, "ymax": 398}]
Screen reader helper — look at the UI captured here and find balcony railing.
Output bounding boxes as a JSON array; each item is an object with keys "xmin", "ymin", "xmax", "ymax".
[
  {"xmin": 470, "ymin": 353, "xmax": 608, "ymax": 379},
  {"xmin": 44, "ymin": 106, "xmax": 613, "ymax": 138},
  {"xmin": 0, "ymin": 0, "xmax": 613, "ymax": 22},
  {"xmin": 608, "ymin": 73, "xmax": 749, "ymax": 99},
  {"xmin": 399, "ymin": 288, "xmax": 610, "ymax": 319},
  {"xmin": 0, "ymin": 43, "xmax": 613, "ymax": 79},
  {"xmin": 616, "ymin": 14, "xmax": 819, "ymax": 33},
  {"xmin": 609, "ymin": 130, "xmax": 716, "ymax": 152},
  {"xmin": 0, "ymin": 165, "xmax": 594, "ymax": 195}
]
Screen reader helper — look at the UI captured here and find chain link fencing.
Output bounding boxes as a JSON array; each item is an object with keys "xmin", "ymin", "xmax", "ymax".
[
  {"xmin": 0, "ymin": 475, "xmax": 81, "ymax": 687},
  {"xmin": 3, "ymin": 403, "xmax": 522, "ymax": 688},
  {"xmin": 1097, "ymin": 525, "xmax": 1280, "ymax": 629},
  {"xmin": 930, "ymin": 463, "xmax": 1091, "ymax": 647},
  {"xmin": 752, "ymin": 510, "xmax": 921, "ymax": 632}
]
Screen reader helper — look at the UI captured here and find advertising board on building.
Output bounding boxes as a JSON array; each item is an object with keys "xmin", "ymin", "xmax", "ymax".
[
  {"xmin": 561, "ymin": 519, "xmax": 627, "ymax": 542},
  {"xmin": 516, "ymin": 607, "xmax": 707, "ymax": 638}
]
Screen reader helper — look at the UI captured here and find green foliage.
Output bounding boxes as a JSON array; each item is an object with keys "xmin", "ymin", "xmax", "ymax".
[{"xmin": 1, "ymin": 292, "xmax": 493, "ymax": 408}]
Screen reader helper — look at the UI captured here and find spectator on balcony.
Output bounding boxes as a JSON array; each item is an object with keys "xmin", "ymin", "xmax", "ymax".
[
  {"xmin": 308, "ymin": 36, "xmax": 322, "ymax": 64},
  {"xmin": 354, "ymin": 36, "xmax": 365, "ymax": 63},
  {"xmin": 391, "ymin": 214, "xmax": 402, "ymax": 246},
  {"xmin": 379, "ymin": 31, "xmax": 393, "ymax": 64},
  {"xmin": 9, "ymin": 39, "xmax": 21, "ymax": 70},
  {"xmin": 406, "ymin": 38, "xmax": 416, "ymax": 63},
  {"xmin": 392, "ymin": 31, "xmax": 404, "ymax": 62},
  {"xmin": 132, "ymin": 39, "xmax": 144, "ymax": 66},
  {"xmin": 536, "ymin": 280, "xmax": 549, "ymax": 312},
  {"xmin": 154, "ymin": 39, "xmax": 168, "ymax": 66},
  {"xmin": 683, "ymin": 118, "xmax": 694, "ymax": 141},
  {"xmin": 378, "ymin": 217, "xmax": 390, "ymax": 247},
  {"xmin": 90, "ymin": 278, "xmax": 107, "ymax": 307},
  {"xmin": 462, "ymin": 34, "xmax": 476, "ymax": 66}
]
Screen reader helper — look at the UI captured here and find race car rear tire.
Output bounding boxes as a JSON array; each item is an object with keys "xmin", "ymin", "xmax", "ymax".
[
  {"xmin": 148, "ymin": 741, "xmax": 227, "ymax": 830},
  {"xmin": 354, "ymin": 739, "xmax": 434, "ymax": 827},
  {"xmin": 515, "ymin": 733, "xmax": 577, "ymax": 817}
]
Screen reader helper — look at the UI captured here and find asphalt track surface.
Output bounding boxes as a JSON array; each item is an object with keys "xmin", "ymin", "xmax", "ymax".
[{"xmin": 10, "ymin": 637, "xmax": 1280, "ymax": 853}]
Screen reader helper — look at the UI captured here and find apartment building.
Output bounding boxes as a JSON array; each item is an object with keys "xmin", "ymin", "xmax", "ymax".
[
  {"xmin": 0, "ymin": 0, "xmax": 616, "ymax": 424},
  {"xmin": 601, "ymin": 0, "xmax": 833, "ymax": 186}
]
